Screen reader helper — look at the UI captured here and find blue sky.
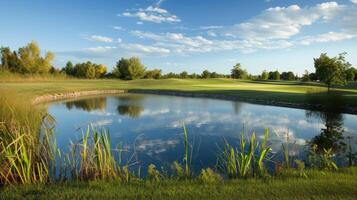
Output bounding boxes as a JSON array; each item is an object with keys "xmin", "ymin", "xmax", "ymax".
[{"xmin": 1, "ymin": 0, "xmax": 357, "ymax": 75}]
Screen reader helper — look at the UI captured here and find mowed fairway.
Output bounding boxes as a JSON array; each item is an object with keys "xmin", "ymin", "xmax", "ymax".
[{"xmin": 1, "ymin": 78, "xmax": 357, "ymax": 106}]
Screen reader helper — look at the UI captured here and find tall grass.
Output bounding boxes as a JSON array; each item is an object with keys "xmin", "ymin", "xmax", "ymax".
[
  {"xmin": 171, "ymin": 124, "xmax": 193, "ymax": 178},
  {"xmin": 218, "ymin": 129, "xmax": 271, "ymax": 178},
  {"xmin": 0, "ymin": 90, "xmax": 53, "ymax": 184},
  {"xmin": 0, "ymin": 70, "xmax": 70, "ymax": 82}
]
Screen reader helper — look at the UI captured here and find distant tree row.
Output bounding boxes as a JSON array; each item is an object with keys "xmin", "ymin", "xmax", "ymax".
[
  {"xmin": 1, "ymin": 42, "xmax": 356, "ymax": 87},
  {"xmin": 0, "ymin": 41, "xmax": 54, "ymax": 74},
  {"xmin": 110, "ymin": 57, "xmax": 230, "ymax": 80},
  {"xmin": 61, "ymin": 61, "xmax": 107, "ymax": 79}
]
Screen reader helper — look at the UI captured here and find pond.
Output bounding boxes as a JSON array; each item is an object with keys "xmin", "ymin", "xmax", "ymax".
[{"xmin": 47, "ymin": 93, "xmax": 357, "ymax": 173}]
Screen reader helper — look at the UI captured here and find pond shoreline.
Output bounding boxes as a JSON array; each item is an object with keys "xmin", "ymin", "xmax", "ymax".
[
  {"xmin": 130, "ymin": 89, "xmax": 357, "ymax": 115},
  {"xmin": 32, "ymin": 90, "xmax": 127, "ymax": 104},
  {"xmin": 32, "ymin": 89, "xmax": 357, "ymax": 114}
]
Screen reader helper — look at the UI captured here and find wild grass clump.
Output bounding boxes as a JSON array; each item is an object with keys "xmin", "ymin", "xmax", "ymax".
[
  {"xmin": 58, "ymin": 126, "xmax": 134, "ymax": 182},
  {"xmin": 198, "ymin": 168, "xmax": 222, "ymax": 184},
  {"xmin": 307, "ymin": 144, "xmax": 338, "ymax": 170},
  {"xmin": 147, "ymin": 164, "xmax": 162, "ymax": 181},
  {"xmin": 218, "ymin": 129, "xmax": 271, "ymax": 178},
  {"xmin": 0, "ymin": 90, "xmax": 53, "ymax": 184}
]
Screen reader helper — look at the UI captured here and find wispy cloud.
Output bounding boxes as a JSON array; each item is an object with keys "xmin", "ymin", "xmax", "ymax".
[
  {"xmin": 122, "ymin": 5, "xmax": 180, "ymax": 23},
  {"xmin": 84, "ymin": 46, "xmax": 117, "ymax": 53},
  {"xmin": 298, "ymin": 32, "xmax": 356, "ymax": 46},
  {"xmin": 84, "ymin": 35, "xmax": 114, "ymax": 43}
]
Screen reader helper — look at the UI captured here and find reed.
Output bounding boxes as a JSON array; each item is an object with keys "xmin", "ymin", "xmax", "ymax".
[
  {"xmin": 171, "ymin": 124, "xmax": 193, "ymax": 179},
  {"xmin": 0, "ymin": 90, "xmax": 54, "ymax": 185},
  {"xmin": 219, "ymin": 130, "xmax": 272, "ymax": 178}
]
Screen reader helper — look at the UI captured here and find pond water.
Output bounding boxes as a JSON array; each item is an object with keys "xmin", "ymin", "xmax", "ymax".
[{"xmin": 47, "ymin": 93, "xmax": 357, "ymax": 173}]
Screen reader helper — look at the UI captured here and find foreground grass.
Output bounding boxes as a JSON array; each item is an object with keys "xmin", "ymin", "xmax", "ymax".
[
  {"xmin": 1, "ymin": 78, "xmax": 357, "ymax": 107},
  {"xmin": 1, "ymin": 168, "xmax": 357, "ymax": 200}
]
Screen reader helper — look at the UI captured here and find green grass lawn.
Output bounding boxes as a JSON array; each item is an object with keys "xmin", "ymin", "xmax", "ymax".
[
  {"xmin": 1, "ymin": 78, "xmax": 357, "ymax": 107},
  {"xmin": 1, "ymin": 168, "xmax": 357, "ymax": 200}
]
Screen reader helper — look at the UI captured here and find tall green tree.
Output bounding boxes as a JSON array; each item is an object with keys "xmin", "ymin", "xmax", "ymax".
[
  {"xmin": 180, "ymin": 71, "xmax": 188, "ymax": 79},
  {"xmin": 281, "ymin": 71, "xmax": 295, "ymax": 80},
  {"xmin": 144, "ymin": 69, "xmax": 162, "ymax": 79},
  {"xmin": 1, "ymin": 47, "xmax": 20, "ymax": 72},
  {"xmin": 302, "ymin": 70, "xmax": 310, "ymax": 82},
  {"xmin": 346, "ymin": 67, "xmax": 356, "ymax": 81},
  {"xmin": 63, "ymin": 61, "xmax": 74, "ymax": 75},
  {"xmin": 261, "ymin": 70, "xmax": 269, "ymax": 80},
  {"xmin": 201, "ymin": 70, "xmax": 211, "ymax": 79},
  {"xmin": 314, "ymin": 53, "xmax": 349, "ymax": 91},
  {"xmin": 231, "ymin": 63, "xmax": 248, "ymax": 79},
  {"xmin": 269, "ymin": 70, "xmax": 280, "ymax": 80},
  {"xmin": 115, "ymin": 57, "xmax": 146, "ymax": 80}
]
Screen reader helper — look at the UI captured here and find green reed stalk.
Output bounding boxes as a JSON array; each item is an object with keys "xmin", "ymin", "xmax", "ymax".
[
  {"xmin": 183, "ymin": 124, "xmax": 190, "ymax": 177},
  {"xmin": 254, "ymin": 129, "xmax": 272, "ymax": 176}
]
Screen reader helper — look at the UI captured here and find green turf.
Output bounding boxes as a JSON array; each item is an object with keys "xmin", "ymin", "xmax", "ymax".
[
  {"xmin": 1, "ymin": 168, "xmax": 357, "ymax": 200},
  {"xmin": 1, "ymin": 78, "xmax": 357, "ymax": 107}
]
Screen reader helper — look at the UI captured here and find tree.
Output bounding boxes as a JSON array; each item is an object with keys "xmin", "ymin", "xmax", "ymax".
[
  {"xmin": 281, "ymin": 71, "xmax": 295, "ymax": 80},
  {"xmin": 180, "ymin": 71, "xmax": 188, "ymax": 79},
  {"xmin": 201, "ymin": 70, "xmax": 211, "ymax": 79},
  {"xmin": 261, "ymin": 70, "xmax": 269, "ymax": 80},
  {"xmin": 346, "ymin": 67, "xmax": 356, "ymax": 81},
  {"xmin": 269, "ymin": 70, "xmax": 280, "ymax": 80},
  {"xmin": 94, "ymin": 64, "xmax": 107, "ymax": 78},
  {"xmin": 63, "ymin": 61, "xmax": 74, "ymax": 76},
  {"xmin": 314, "ymin": 53, "xmax": 349, "ymax": 91},
  {"xmin": 210, "ymin": 72, "xmax": 219, "ymax": 78},
  {"xmin": 231, "ymin": 63, "xmax": 248, "ymax": 79},
  {"xmin": 18, "ymin": 41, "xmax": 54, "ymax": 73},
  {"xmin": 1, "ymin": 47, "xmax": 21, "ymax": 72},
  {"xmin": 302, "ymin": 70, "xmax": 310, "ymax": 82},
  {"xmin": 0, "ymin": 47, "xmax": 11, "ymax": 71},
  {"xmin": 115, "ymin": 57, "xmax": 146, "ymax": 80},
  {"xmin": 145, "ymin": 69, "xmax": 162, "ymax": 79}
]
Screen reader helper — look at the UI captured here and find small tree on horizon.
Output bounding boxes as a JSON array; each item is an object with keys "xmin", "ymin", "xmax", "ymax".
[
  {"xmin": 314, "ymin": 53, "xmax": 349, "ymax": 91},
  {"xmin": 201, "ymin": 70, "xmax": 211, "ymax": 79},
  {"xmin": 261, "ymin": 70, "xmax": 269, "ymax": 80},
  {"xmin": 231, "ymin": 63, "xmax": 248, "ymax": 79},
  {"xmin": 115, "ymin": 57, "xmax": 146, "ymax": 80}
]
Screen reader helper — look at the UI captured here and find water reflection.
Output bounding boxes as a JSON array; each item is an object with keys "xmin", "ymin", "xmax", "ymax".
[
  {"xmin": 117, "ymin": 105, "xmax": 144, "ymax": 118},
  {"xmin": 65, "ymin": 97, "xmax": 107, "ymax": 111},
  {"xmin": 306, "ymin": 91, "xmax": 346, "ymax": 153}
]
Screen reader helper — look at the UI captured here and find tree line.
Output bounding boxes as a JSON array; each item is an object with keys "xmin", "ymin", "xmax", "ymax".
[{"xmin": 1, "ymin": 42, "xmax": 356, "ymax": 89}]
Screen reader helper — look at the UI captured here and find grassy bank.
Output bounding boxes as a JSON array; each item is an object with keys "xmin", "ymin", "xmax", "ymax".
[
  {"xmin": 1, "ymin": 78, "xmax": 357, "ymax": 107},
  {"xmin": 1, "ymin": 168, "xmax": 357, "ymax": 200}
]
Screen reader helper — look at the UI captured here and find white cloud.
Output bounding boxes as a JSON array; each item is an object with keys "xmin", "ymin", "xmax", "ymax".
[
  {"xmin": 84, "ymin": 46, "xmax": 117, "ymax": 53},
  {"xmin": 298, "ymin": 32, "xmax": 356, "ymax": 45},
  {"xmin": 222, "ymin": 2, "xmax": 344, "ymax": 40},
  {"xmin": 122, "ymin": 5, "xmax": 180, "ymax": 23},
  {"xmin": 199, "ymin": 25, "xmax": 223, "ymax": 30},
  {"xmin": 351, "ymin": 0, "xmax": 357, "ymax": 4},
  {"xmin": 113, "ymin": 26, "xmax": 123, "ymax": 30},
  {"xmin": 131, "ymin": 30, "xmax": 294, "ymax": 54},
  {"xmin": 84, "ymin": 35, "xmax": 114, "ymax": 43},
  {"xmin": 120, "ymin": 43, "xmax": 170, "ymax": 55}
]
